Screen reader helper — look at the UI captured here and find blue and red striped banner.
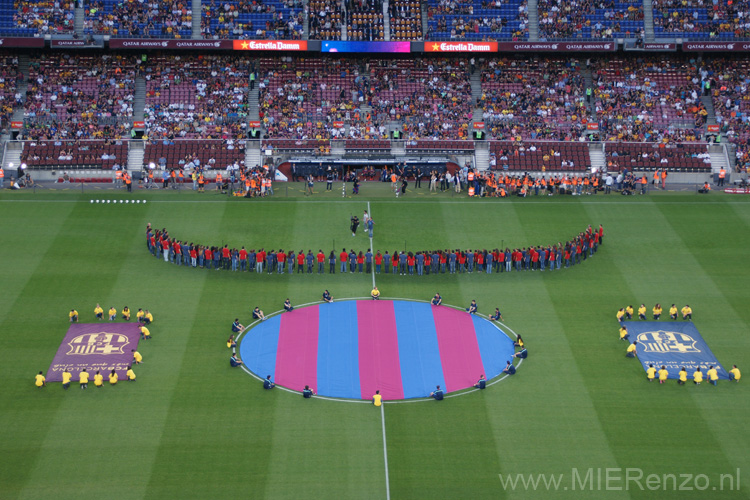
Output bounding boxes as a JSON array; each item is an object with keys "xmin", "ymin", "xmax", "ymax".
[{"xmin": 240, "ymin": 300, "xmax": 515, "ymax": 400}]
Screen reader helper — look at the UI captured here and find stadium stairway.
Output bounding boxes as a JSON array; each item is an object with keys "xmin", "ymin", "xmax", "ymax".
[
  {"xmin": 191, "ymin": 0, "xmax": 202, "ymax": 38},
  {"xmin": 246, "ymin": 143, "xmax": 262, "ymax": 169},
  {"xmin": 390, "ymin": 139, "xmax": 405, "ymax": 156},
  {"xmin": 133, "ymin": 75, "xmax": 145, "ymax": 123},
  {"xmin": 383, "ymin": 0, "xmax": 390, "ymax": 39},
  {"xmin": 11, "ymin": 55, "xmax": 30, "ymax": 126},
  {"xmin": 128, "ymin": 141, "xmax": 145, "ymax": 171},
  {"xmin": 3, "ymin": 141, "xmax": 22, "ymax": 170},
  {"xmin": 74, "ymin": 6, "xmax": 84, "ymax": 37},
  {"xmin": 582, "ymin": 67, "xmax": 596, "ymax": 116},
  {"xmin": 248, "ymin": 88, "xmax": 260, "ymax": 121},
  {"xmin": 470, "ymin": 71, "xmax": 482, "ymax": 122},
  {"xmin": 642, "ymin": 0, "xmax": 655, "ymax": 42},
  {"xmin": 474, "ymin": 142, "xmax": 489, "ymax": 171},
  {"xmin": 303, "ymin": 0, "xmax": 309, "ymax": 37},
  {"xmin": 589, "ymin": 143, "xmax": 606, "ymax": 173},
  {"xmin": 527, "ymin": 0, "xmax": 539, "ymax": 41},
  {"xmin": 420, "ymin": 2, "xmax": 428, "ymax": 38},
  {"xmin": 709, "ymin": 144, "xmax": 728, "ymax": 179}
]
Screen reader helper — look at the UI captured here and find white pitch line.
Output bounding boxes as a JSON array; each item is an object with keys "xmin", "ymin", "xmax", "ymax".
[
  {"xmin": 381, "ymin": 403, "xmax": 391, "ymax": 500},
  {"xmin": 368, "ymin": 201, "xmax": 376, "ymax": 289}
]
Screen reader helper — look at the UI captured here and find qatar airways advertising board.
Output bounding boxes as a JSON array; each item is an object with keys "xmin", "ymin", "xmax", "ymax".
[
  {"xmin": 682, "ymin": 42, "xmax": 750, "ymax": 52},
  {"xmin": 496, "ymin": 41, "xmax": 616, "ymax": 52},
  {"xmin": 425, "ymin": 41, "xmax": 497, "ymax": 53}
]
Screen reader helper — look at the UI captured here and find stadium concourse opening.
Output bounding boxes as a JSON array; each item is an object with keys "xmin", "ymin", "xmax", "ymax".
[{"xmin": 239, "ymin": 299, "xmax": 516, "ymax": 400}]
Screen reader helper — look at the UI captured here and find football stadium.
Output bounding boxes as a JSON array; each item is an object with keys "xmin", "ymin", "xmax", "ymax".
[{"xmin": 1, "ymin": 1, "xmax": 749, "ymax": 498}]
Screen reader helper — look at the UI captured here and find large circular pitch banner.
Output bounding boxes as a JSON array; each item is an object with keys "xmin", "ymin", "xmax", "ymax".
[{"xmin": 239, "ymin": 300, "xmax": 516, "ymax": 400}]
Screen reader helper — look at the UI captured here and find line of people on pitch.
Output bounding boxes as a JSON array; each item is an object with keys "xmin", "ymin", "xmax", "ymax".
[
  {"xmin": 35, "ymin": 350, "xmax": 143, "ymax": 389},
  {"xmin": 617, "ymin": 303, "xmax": 692, "ymax": 325},
  {"xmin": 639, "ymin": 364, "xmax": 741, "ymax": 386},
  {"xmin": 146, "ymin": 224, "xmax": 603, "ymax": 275}
]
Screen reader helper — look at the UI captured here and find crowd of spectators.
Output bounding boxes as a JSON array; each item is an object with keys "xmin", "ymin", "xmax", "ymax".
[
  {"xmin": 201, "ymin": 0, "xmax": 303, "ymax": 39},
  {"xmin": 13, "ymin": 0, "xmax": 74, "ymax": 35},
  {"xmin": 427, "ymin": 0, "xmax": 528, "ymax": 41},
  {"xmin": 0, "ymin": 55, "xmax": 21, "ymax": 133},
  {"xmin": 309, "ymin": 0, "xmax": 343, "ymax": 39},
  {"xmin": 143, "ymin": 55, "xmax": 249, "ymax": 140},
  {"xmin": 592, "ymin": 56, "xmax": 706, "ymax": 143},
  {"xmin": 389, "ymin": 0, "xmax": 422, "ymax": 40},
  {"xmin": 605, "ymin": 142, "xmax": 711, "ymax": 172},
  {"xmin": 653, "ymin": 0, "xmax": 750, "ymax": 38},
  {"xmin": 85, "ymin": 0, "xmax": 192, "ymax": 38},
  {"xmin": 539, "ymin": 0, "xmax": 643, "ymax": 39},
  {"xmin": 479, "ymin": 57, "xmax": 591, "ymax": 141},
  {"xmin": 23, "ymin": 54, "xmax": 135, "ymax": 140},
  {"xmin": 346, "ymin": 0, "xmax": 384, "ymax": 41}
]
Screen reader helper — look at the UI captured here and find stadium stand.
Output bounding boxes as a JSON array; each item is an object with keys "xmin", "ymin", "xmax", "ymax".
[
  {"xmin": 346, "ymin": 0, "xmax": 384, "ymax": 41},
  {"xmin": 426, "ymin": 0, "xmax": 529, "ymax": 41},
  {"xmin": 604, "ymin": 142, "xmax": 711, "ymax": 172},
  {"xmin": 21, "ymin": 138, "xmax": 128, "ymax": 170},
  {"xmin": 389, "ymin": 0, "xmax": 422, "ymax": 40},
  {"xmin": 489, "ymin": 140, "xmax": 591, "ymax": 171},
  {"xmin": 308, "ymin": 0, "xmax": 343, "ymax": 39},
  {"xmin": 85, "ymin": 0, "xmax": 192, "ymax": 38},
  {"xmin": 142, "ymin": 54, "xmax": 249, "ymax": 139},
  {"xmin": 478, "ymin": 57, "xmax": 591, "ymax": 140},
  {"xmin": 143, "ymin": 138, "xmax": 246, "ymax": 171},
  {"xmin": 652, "ymin": 0, "xmax": 750, "ymax": 39},
  {"xmin": 9, "ymin": 0, "xmax": 74, "ymax": 36},
  {"xmin": 0, "ymin": 55, "xmax": 20, "ymax": 132},
  {"xmin": 538, "ymin": 0, "xmax": 644, "ymax": 40},
  {"xmin": 591, "ymin": 56, "xmax": 706, "ymax": 142},
  {"xmin": 23, "ymin": 53, "xmax": 135, "ymax": 140},
  {"xmin": 201, "ymin": 0, "xmax": 304, "ymax": 40}
]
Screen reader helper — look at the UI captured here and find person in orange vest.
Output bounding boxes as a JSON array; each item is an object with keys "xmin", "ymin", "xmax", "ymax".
[
  {"xmin": 115, "ymin": 169, "xmax": 123, "ymax": 188},
  {"xmin": 718, "ymin": 167, "xmax": 726, "ymax": 187},
  {"xmin": 147, "ymin": 169, "xmax": 154, "ymax": 188},
  {"xmin": 197, "ymin": 173, "xmax": 205, "ymax": 193},
  {"xmin": 124, "ymin": 172, "xmax": 132, "ymax": 192},
  {"xmin": 698, "ymin": 181, "xmax": 711, "ymax": 194},
  {"xmin": 170, "ymin": 169, "xmax": 177, "ymax": 190},
  {"xmin": 661, "ymin": 169, "xmax": 667, "ymax": 190},
  {"xmin": 0, "ymin": 165, "xmax": 4, "ymax": 189},
  {"xmin": 640, "ymin": 175, "xmax": 648, "ymax": 195},
  {"xmin": 216, "ymin": 172, "xmax": 223, "ymax": 192},
  {"xmin": 653, "ymin": 169, "xmax": 660, "ymax": 189}
]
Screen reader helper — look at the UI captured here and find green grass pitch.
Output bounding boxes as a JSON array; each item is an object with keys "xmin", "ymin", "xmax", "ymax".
[{"xmin": 0, "ymin": 183, "xmax": 748, "ymax": 500}]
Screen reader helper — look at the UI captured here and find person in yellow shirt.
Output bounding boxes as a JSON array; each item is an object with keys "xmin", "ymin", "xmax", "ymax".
[
  {"xmin": 646, "ymin": 364, "xmax": 656, "ymax": 381},
  {"xmin": 122, "ymin": 306, "xmax": 130, "ymax": 321},
  {"xmin": 108, "ymin": 307, "xmax": 117, "ymax": 321},
  {"xmin": 693, "ymin": 367, "xmax": 703, "ymax": 385},
  {"xmin": 678, "ymin": 367, "xmax": 687, "ymax": 385},
  {"xmin": 143, "ymin": 310, "xmax": 153, "ymax": 325},
  {"xmin": 94, "ymin": 304, "xmax": 104, "ymax": 320},
  {"xmin": 625, "ymin": 305, "xmax": 634, "ymax": 320},
  {"xmin": 638, "ymin": 304, "xmax": 647, "ymax": 320},
  {"xmin": 140, "ymin": 325, "xmax": 151, "ymax": 340},
  {"xmin": 69, "ymin": 309, "xmax": 78, "ymax": 322},
  {"xmin": 132, "ymin": 349, "xmax": 142, "ymax": 364},
  {"xmin": 371, "ymin": 287, "xmax": 380, "ymax": 300},
  {"xmin": 373, "ymin": 390, "xmax": 382, "ymax": 407},
  {"xmin": 653, "ymin": 303, "xmax": 662, "ymax": 320},
  {"xmin": 619, "ymin": 326, "xmax": 630, "ymax": 341},
  {"xmin": 79, "ymin": 369, "xmax": 89, "ymax": 389},
  {"xmin": 669, "ymin": 304, "xmax": 678, "ymax": 320},
  {"xmin": 136, "ymin": 308, "xmax": 145, "ymax": 322},
  {"xmin": 93, "ymin": 370, "xmax": 104, "ymax": 388},
  {"xmin": 707, "ymin": 366, "xmax": 718, "ymax": 386},
  {"xmin": 626, "ymin": 341, "xmax": 638, "ymax": 358},
  {"xmin": 729, "ymin": 364, "xmax": 741, "ymax": 382},
  {"xmin": 658, "ymin": 366, "xmax": 669, "ymax": 384},
  {"xmin": 616, "ymin": 308, "xmax": 625, "ymax": 323},
  {"xmin": 681, "ymin": 305, "xmax": 692, "ymax": 320},
  {"xmin": 62, "ymin": 369, "xmax": 72, "ymax": 390},
  {"xmin": 126, "ymin": 366, "xmax": 136, "ymax": 382},
  {"xmin": 35, "ymin": 371, "xmax": 46, "ymax": 387},
  {"xmin": 109, "ymin": 369, "xmax": 118, "ymax": 385}
]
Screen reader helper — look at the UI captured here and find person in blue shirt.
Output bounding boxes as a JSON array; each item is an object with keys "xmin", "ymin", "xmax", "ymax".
[
  {"xmin": 383, "ymin": 251, "xmax": 391, "ymax": 274},
  {"xmin": 306, "ymin": 250, "xmax": 314, "ymax": 273},
  {"xmin": 398, "ymin": 251, "xmax": 407, "ymax": 275},
  {"xmin": 367, "ymin": 218, "xmax": 374, "ymax": 238},
  {"xmin": 430, "ymin": 385, "xmax": 444, "ymax": 400},
  {"xmin": 322, "ymin": 290, "xmax": 333, "ymax": 303},
  {"xmin": 467, "ymin": 300, "xmax": 478, "ymax": 314},
  {"xmin": 287, "ymin": 250, "xmax": 295, "ymax": 273},
  {"xmin": 263, "ymin": 375, "xmax": 275, "ymax": 389},
  {"xmin": 490, "ymin": 308, "xmax": 502, "ymax": 321},
  {"xmin": 348, "ymin": 250, "xmax": 357, "ymax": 273},
  {"xmin": 503, "ymin": 361, "xmax": 516, "ymax": 375},
  {"xmin": 231, "ymin": 318, "xmax": 243, "ymax": 332},
  {"xmin": 474, "ymin": 375, "xmax": 486, "ymax": 389},
  {"xmin": 302, "ymin": 385, "xmax": 314, "ymax": 398},
  {"xmin": 416, "ymin": 252, "xmax": 424, "ymax": 275},
  {"xmin": 485, "ymin": 251, "xmax": 493, "ymax": 274},
  {"xmin": 513, "ymin": 348, "xmax": 528, "ymax": 359},
  {"xmin": 252, "ymin": 307, "xmax": 265, "ymax": 321},
  {"xmin": 449, "ymin": 251, "xmax": 457, "ymax": 274},
  {"xmin": 466, "ymin": 250, "xmax": 474, "ymax": 272},
  {"xmin": 284, "ymin": 299, "xmax": 294, "ymax": 312},
  {"xmin": 230, "ymin": 354, "xmax": 243, "ymax": 367},
  {"xmin": 365, "ymin": 250, "xmax": 373, "ymax": 274},
  {"xmin": 431, "ymin": 293, "xmax": 442, "ymax": 306}
]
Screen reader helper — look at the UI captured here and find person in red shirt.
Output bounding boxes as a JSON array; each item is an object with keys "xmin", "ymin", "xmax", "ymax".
[
  {"xmin": 256, "ymin": 249, "xmax": 266, "ymax": 273},
  {"xmin": 221, "ymin": 245, "xmax": 231, "ymax": 270},
  {"xmin": 476, "ymin": 251, "xmax": 484, "ymax": 272},
  {"xmin": 439, "ymin": 252, "xmax": 447, "ymax": 273},
  {"xmin": 161, "ymin": 238, "xmax": 170, "ymax": 262},
  {"xmin": 204, "ymin": 246, "xmax": 212, "ymax": 269},
  {"xmin": 297, "ymin": 250, "xmax": 305, "ymax": 274},
  {"xmin": 458, "ymin": 251, "xmax": 466, "ymax": 273},
  {"xmin": 173, "ymin": 240, "xmax": 181, "ymax": 265},
  {"xmin": 598, "ymin": 224, "xmax": 604, "ymax": 245},
  {"xmin": 339, "ymin": 248, "xmax": 348, "ymax": 273},
  {"xmin": 189, "ymin": 246, "xmax": 198, "ymax": 267},
  {"xmin": 531, "ymin": 247, "xmax": 539, "ymax": 270},
  {"xmin": 357, "ymin": 251, "xmax": 365, "ymax": 273},
  {"xmin": 316, "ymin": 250, "xmax": 325, "ymax": 274},
  {"xmin": 393, "ymin": 249, "xmax": 399, "ymax": 274},
  {"xmin": 424, "ymin": 252, "xmax": 432, "ymax": 275},
  {"xmin": 407, "ymin": 252, "xmax": 416, "ymax": 275},
  {"xmin": 277, "ymin": 250, "xmax": 286, "ymax": 274},
  {"xmin": 239, "ymin": 246, "xmax": 248, "ymax": 271},
  {"xmin": 374, "ymin": 251, "xmax": 382, "ymax": 274}
]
